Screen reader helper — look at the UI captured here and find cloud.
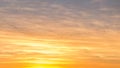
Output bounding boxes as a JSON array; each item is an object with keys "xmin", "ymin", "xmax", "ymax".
[
  {"xmin": 0, "ymin": 30, "xmax": 120, "ymax": 64},
  {"xmin": 0, "ymin": 0, "xmax": 120, "ymax": 65}
]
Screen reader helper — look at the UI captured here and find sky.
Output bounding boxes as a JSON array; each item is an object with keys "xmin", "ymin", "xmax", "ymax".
[{"xmin": 0, "ymin": 0, "xmax": 120, "ymax": 68}]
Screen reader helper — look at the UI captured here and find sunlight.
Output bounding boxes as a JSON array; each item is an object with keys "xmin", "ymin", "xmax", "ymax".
[
  {"xmin": 27, "ymin": 60, "xmax": 58, "ymax": 64},
  {"xmin": 11, "ymin": 40, "xmax": 50, "ymax": 47},
  {"xmin": 27, "ymin": 65, "xmax": 62, "ymax": 68}
]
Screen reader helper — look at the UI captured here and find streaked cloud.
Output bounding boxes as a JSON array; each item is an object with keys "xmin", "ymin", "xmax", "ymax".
[{"xmin": 0, "ymin": 30, "xmax": 120, "ymax": 64}]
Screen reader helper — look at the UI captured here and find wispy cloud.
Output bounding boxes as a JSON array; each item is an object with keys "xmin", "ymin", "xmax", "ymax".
[{"xmin": 0, "ymin": 30, "xmax": 120, "ymax": 64}]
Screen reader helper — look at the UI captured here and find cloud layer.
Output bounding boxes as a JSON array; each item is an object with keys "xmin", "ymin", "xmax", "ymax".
[{"xmin": 0, "ymin": 0, "xmax": 120, "ymax": 66}]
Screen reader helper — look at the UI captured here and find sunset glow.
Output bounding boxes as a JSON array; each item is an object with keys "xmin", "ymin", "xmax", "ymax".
[
  {"xmin": 27, "ymin": 64, "xmax": 62, "ymax": 68},
  {"xmin": 0, "ymin": 0, "xmax": 120, "ymax": 68}
]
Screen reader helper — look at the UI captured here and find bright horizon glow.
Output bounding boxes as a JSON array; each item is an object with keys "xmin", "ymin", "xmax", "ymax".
[{"xmin": 27, "ymin": 65, "xmax": 62, "ymax": 68}]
